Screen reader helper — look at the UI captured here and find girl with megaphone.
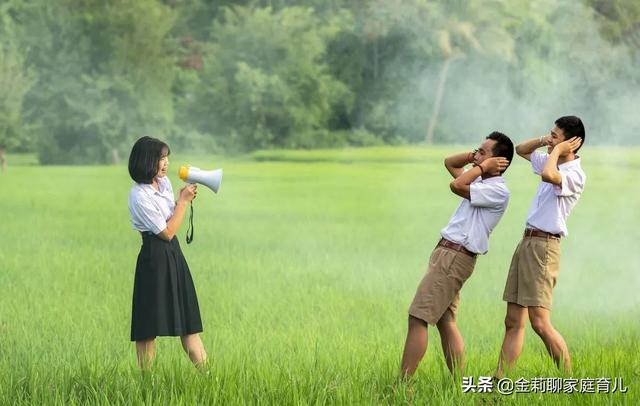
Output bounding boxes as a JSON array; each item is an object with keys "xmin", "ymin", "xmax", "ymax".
[{"xmin": 127, "ymin": 136, "xmax": 207, "ymax": 370}]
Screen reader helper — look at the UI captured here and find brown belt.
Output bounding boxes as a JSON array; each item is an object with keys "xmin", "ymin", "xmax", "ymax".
[
  {"xmin": 524, "ymin": 228, "xmax": 561, "ymax": 239},
  {"xmin": 437, "ymin": 238, "xmax": 477, "ymax": 258}
]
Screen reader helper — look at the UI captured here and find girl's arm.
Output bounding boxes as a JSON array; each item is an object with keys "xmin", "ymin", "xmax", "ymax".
[{"xmin": 157, "ymin": 184, "xmax": 197, "ymax": 241}]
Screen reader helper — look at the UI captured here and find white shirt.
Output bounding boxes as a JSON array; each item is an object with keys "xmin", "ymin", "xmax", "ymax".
[
  {"xmin": 440, "ymin": 174, "xmax": 510, "ymax": 254},
  {"xmin": 525, "ymin": 151, "xmax": 586, "ymax": 237},
  {"xmin": 128, "ymin": 176, "xmax": 176, "ymax": 234}
]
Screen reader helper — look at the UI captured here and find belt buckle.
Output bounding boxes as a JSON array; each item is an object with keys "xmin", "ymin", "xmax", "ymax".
[
  {"xmin": 447, "ymin": 239, "xmax": 463, "ymax": 253},
  {"xmin": 524, "ymin": 228, "xmax": 537, "ymax": 238}
]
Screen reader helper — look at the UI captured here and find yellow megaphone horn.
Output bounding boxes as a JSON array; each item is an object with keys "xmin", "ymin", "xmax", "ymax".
[{"xmin": 178, "ymin": 165, "xmax": 223, "ymax": 193}]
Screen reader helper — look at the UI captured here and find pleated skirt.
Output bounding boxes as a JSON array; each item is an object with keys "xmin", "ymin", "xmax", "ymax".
[{"xmin": 130, "ymin": 232, "xmax": 203, "ymax": 341}]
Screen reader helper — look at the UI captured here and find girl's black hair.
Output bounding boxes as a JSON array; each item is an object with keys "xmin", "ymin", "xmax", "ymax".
[{"xmin": 128, "ymin": 136, "xmax": 170, "ymax": 184}]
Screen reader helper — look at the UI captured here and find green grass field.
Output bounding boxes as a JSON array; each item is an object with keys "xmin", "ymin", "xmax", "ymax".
[{"xmin": 1, "ymin": 146, "xmax": 638, "ymax": 405}]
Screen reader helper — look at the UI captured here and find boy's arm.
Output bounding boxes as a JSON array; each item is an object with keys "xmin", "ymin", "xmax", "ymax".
[
  {"xmin": 541, "ymin": 137, "xmax": 582, "ymax": 185},
  {"xmin": 444, "ymin": 151, "xmax": 475, "ymax": 179},
  {"xmin": 449, "ymin": 165, "xmax": 482, "ymax": 199},
  {"xmin": 450, "ymin": 157, "xmax": 509, "ymax": 199},
  {"xmin": 516, "ymin": 136, "xmax": 549, "ymax": 162}
]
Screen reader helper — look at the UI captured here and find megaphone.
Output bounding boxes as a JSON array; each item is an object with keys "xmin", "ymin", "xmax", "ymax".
[
  {"xmin": 178, "ymin": 165, "xmax": 223, "ymax": 244},
  {"xmin": 178, "ymin": 165, "xmax": 223, "ymax": 193}
]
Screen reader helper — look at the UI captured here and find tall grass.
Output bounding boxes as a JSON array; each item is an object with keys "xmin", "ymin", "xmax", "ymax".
[{"xmin": 1, "ymin": 147, "xmax": 638, "ymax": 404}]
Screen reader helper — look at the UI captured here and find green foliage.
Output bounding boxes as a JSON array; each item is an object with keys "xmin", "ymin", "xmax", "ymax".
[
  {"xmin": 0, "ymin": 4, "xmax": 36, "ymax": 151},
  {"xmin": 186, "ymin": 6, "xmax": 352, "ymax": 151},
  {"xmin": 15, "ymin": 0, "xmax": 176, "ymax": 164},
  {"xmin": 1, "ymin": 0, "xmax": 640, "ymax": 163},
  {"xmin": 587, "ymin": 0, "xmax": 640, "ymax": 47},
  {"xmin": 332, "ymin": 1, "xmax": 439, "ymax": 141}
]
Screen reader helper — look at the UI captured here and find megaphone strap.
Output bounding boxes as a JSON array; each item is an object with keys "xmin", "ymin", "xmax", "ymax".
[{"xmin": 186, "ymin": 202, "xmax": 194, "ymax": 244}]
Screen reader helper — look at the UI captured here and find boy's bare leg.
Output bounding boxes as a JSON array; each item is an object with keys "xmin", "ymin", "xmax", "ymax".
[
  {"xmin": 528, "ymin": 306, "xmax": 571, "ymax": 374},
  {"xmin": 400, "ymin": 315, "xmax": 429, "ymax": 378},
  {"xmin": 436, "ymin": 311, "xmax": 464, "ymax": 375},
  {"xmin": 496, "ymin": 303, "xmax": 528, "ymax": 378}
]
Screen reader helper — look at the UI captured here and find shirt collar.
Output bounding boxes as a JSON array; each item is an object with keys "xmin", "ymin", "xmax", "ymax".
[
  {"xmin": 139, "ymin": 177, "xmax": 167, "ymax": 195},
  {"xmin": 558, "ymin": 156, "xmax": 581, "ymax": 170},
  {"xmin": 480, "ymin": 175, "xmax": 505, "ymax": 184}
]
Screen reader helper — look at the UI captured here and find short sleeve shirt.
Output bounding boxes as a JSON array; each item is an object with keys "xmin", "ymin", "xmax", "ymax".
[
  {"xmin": 440, "ymin": 174, "xmax": 510, "ymax": 254},
  {"xmin": 525, "ymin": 151, "xmax": 586, "ymax": 237},
  {"xmin": 128, "ymin": 176, "xmax": 176, "ymax": 234}
]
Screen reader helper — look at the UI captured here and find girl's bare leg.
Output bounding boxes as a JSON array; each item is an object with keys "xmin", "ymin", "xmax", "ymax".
[
  {"xmin": 181, "ymin": 333, "xmax": 208, "ymax": 368},
  {"xmin": 136, "ymin": 338, "xmax": 156, "ymax": 370}
]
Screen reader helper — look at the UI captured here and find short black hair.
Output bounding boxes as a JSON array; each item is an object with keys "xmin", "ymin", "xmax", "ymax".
[
  {"xmin": 555, "ymin": 116, "xmax": 585, "ymax": 153},
  {"xmin": 486, "ymin": 131, "xmax": 514, "ymax": 174},
  {"xmin": 128, "ymin": 136, "xmax": 170, "ymax": 184}
]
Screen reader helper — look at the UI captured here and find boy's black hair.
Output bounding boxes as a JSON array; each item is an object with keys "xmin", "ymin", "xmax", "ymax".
[
  {"xmin": 555, "ymin": 116, "xmax": 585, "ymax": 153},
  {"xmin": 486, "ymin": 131, "xmax": 514, "ymax": 174}
]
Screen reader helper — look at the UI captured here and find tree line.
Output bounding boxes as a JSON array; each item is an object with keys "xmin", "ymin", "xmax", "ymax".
[{"xmin": 0, "ymin": 0, "xmax": 639, "ymax": 164}]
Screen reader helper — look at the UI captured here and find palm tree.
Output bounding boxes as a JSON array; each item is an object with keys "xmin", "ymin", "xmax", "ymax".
[
  {"xmin": 425, "ymin": 24, "xmax": 478, "ymax": 144},
  {"xmin": 425, "ymin": 1, "xmax": 515, "ymax": 144}
]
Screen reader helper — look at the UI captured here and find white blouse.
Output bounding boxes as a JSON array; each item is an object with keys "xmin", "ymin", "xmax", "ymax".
[{"xmin": 128, "ymin": 176, "xmax": 176, "ymax": 234}]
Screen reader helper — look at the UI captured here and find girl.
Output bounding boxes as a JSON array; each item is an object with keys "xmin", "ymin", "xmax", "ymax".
[{"xmin": 127, "ymin": 136, "xmax": 207, "ymax": 369}]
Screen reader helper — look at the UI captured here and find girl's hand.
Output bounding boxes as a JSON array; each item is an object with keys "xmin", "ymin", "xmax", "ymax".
[{"xmin": 178, "ymin": 184, "xmax": 198, "ymax": 203}]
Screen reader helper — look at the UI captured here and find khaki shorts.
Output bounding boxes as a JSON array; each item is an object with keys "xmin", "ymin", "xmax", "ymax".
[
  {"xmin": 502, "ymin": 236, "xmax": 561, "ymax": 309},
  {"xmin": 409, "ymin": 246, "xmax": 477, "ymax": 325}
]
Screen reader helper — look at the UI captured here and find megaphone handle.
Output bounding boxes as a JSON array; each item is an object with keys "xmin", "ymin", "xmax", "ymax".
[{"xmin": 186, "ymin": 201, "xmax": 194, "ymax": 244}]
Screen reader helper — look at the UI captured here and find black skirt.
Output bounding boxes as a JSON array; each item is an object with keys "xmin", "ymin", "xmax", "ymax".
[{"xmin": 131, "ymin": 232, "xmax": 203, "ymax": 341}]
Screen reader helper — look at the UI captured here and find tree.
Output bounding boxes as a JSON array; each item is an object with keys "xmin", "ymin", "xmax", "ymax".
[
  {"xmin": 325, "ymin": 0, "xmax": 438, "ymax": 142},
  {"xmin": 424, "ymin": 0, "xmax": 515, "ymax": 144},
  {"xmin": 17, "ymin": 0, "xmax": 177, "ymax": 164},
  {"xmin": 587, "ymin": 0, "xmax": 640, "ymax": 48},
  {"xmin": 186, "ymin": 6, "xmax": 351, "ymax": 150},
  {"xmin": 0, "ymin": 2, "xmax": 36, "ymax": 170}
]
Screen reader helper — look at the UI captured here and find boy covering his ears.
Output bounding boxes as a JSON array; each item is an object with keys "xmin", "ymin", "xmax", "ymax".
[{"xmin": 401, "ymin": 132, "xmax": 514, "ymax": 377}]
